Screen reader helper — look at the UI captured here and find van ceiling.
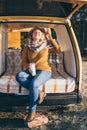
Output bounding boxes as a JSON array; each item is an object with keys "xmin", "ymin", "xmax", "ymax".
[
  {"xmin": 7, "ymin": 23, "xmax": 56, "ymax": 32},
  {"xmin": 0, "ymin": 0, "xmax": 75, "ymax": 17}
]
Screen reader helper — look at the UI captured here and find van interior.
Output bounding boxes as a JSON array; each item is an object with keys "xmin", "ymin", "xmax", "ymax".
[{"xmin": 0, "ymin": 22, "xmax": 81, "ymax": 110}]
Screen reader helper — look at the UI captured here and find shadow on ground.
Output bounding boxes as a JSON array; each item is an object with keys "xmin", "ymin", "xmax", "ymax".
[
  {"xmin": 0, "ymin": 101, "xmax": 87, "ymax": 130},
  {"xmin": 0, "ymin": 118, "xmax": 26, "ymax": 128}
]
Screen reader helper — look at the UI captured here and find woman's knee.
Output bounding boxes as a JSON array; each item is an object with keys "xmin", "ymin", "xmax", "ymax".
[
  {"xmin": 15, "ymin": 72, "xmax": 30, "ymax": 89},
  {"xmin": 15, "ymin": 72, "xmax": 26, "ymax": 83}
]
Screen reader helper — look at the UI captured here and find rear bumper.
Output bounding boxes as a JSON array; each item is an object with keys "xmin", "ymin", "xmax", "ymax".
[{"xmin": 0, "ymin": 92, "xmax": 82, "ymax": 111}]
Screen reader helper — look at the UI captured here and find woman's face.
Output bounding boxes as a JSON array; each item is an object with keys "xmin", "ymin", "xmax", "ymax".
[{"xmin": 32, "ymin": 29, "xmax": 45, "ymax": 41}]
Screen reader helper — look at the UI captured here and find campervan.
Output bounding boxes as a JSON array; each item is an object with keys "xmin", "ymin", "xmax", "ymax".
[{"xmin": 0, "ymin": 0, "xmax": 86, "ymax": 111}]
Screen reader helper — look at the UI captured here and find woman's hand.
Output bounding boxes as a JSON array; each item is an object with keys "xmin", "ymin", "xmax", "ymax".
[
  {"xmin": 45, "ymin": 33, "xmax": 52, "ymax": 41},
  {"xmin": 45, "ymin": 33, "xmax": 53, "ymax": 49},
  {"xmin": 28, "ymin": 65, "xmax": 33, "ymax": 74}
]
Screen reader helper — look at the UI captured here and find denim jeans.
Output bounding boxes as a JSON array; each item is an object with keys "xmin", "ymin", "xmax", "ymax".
[{"xmin": 15, "ymin": 70, "xmax": 52, "ymax": 112}]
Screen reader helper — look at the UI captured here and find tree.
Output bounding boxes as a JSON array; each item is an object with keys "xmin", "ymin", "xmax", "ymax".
[{"xmin": 71, "ymin": 4, "xmax": 87, "ymax": 57}]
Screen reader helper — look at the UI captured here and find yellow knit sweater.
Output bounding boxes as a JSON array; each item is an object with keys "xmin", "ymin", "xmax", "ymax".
[{"xmin": 22, "ymin": 39, "xmax": 61, "ymax": 72}]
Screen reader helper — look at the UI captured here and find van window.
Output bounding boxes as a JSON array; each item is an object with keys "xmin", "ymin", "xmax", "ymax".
[{"xmin": 51, "ymin": 28, "xmax": 57, "ymax": 39}]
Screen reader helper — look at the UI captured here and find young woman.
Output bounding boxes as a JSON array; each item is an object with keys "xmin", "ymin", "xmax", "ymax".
[{"xmin": 15, "ymin": 27, "xmax": 61, "ymax": 121}]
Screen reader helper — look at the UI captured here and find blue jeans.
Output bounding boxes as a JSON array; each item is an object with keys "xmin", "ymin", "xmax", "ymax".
[{"xmin": 15, "ymin": 70, "xmax": 52, "ymax": 112}]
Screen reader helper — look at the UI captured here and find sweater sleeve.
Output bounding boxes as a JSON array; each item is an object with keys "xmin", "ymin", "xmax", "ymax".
[
  {"xmin": 22, "ymin": 46, "xmax": 29, "ymax": 69},
  {"xmin": 49, "ymin": 38, "xmax": 61, "ymax": 53}
]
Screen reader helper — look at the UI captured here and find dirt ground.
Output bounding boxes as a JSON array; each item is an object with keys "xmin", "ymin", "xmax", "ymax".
[{"xmin": 0, "ymin": 60, "xmax": 87, "ymax": 130}]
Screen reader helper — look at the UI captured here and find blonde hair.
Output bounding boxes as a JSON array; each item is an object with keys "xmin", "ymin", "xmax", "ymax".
[{"xmin": 27, "ymin": 27, "xmax": 47, "ymax": 43}]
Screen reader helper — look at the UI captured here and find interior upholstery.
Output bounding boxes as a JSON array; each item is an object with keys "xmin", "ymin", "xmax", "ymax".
[{"xmin": 0, "ymin": 49, "xmax": 76, "ymax": 94}]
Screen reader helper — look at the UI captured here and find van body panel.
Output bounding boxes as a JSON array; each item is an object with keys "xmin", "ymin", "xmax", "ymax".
[
  {"xmin": 54, "ymin": 24, "xmax": 77, "ymax": 78},
  {"xmin": 0, "ymin": 92, "xmax": 82, "ymax": 111},
  {"xmin": 67, "ymin": 22, "xmax": 82, "ymax": 90},
  {"xmin": 0, "ymin": 24, "xmax": 7, "ymax": 75}
]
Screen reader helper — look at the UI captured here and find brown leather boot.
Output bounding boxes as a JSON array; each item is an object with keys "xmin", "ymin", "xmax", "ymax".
[
  {"xmin": 38, "ymin": 91, "xmax": 45, "ymax": 104},
  {"xmin": 24, "ymin": 111, "xmax": 36, "ymax": 122}
]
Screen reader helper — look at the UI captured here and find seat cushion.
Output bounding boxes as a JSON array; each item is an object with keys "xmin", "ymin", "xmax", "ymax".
[
  {"xmin": 41, "ymin": 71, "xmax": 75, "ymax": 93},
  {"xmin": 0, "ymin": 70, "xmax": 75, "ymax": 94},
  {"xmin": 0, "ymin": 51, "xmax": 76, "ymax": 94}
]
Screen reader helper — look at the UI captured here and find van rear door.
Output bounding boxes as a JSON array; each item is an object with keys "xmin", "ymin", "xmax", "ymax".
[{"xmin": 0, "ymin": 0, "xmax": 86, "ymax": 21}]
